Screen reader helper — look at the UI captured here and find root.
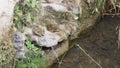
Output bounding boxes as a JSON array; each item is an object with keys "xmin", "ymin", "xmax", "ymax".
[
  {"xmin": 51, "ymin": 47, "xmax": 67, "ymax": 68},
  {"xmin": 75, "ymin": 44, "xmax": 102, "ymax": 68}
]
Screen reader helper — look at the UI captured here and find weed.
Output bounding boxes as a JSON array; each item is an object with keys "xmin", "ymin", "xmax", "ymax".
[
  {"xmin": 17, "ymin": 39, "xmax": 46, "ymax": 68},
  {"xmin": 14, "ymin": 0, "xmax": 41, "ymax": 29},
  {"xmin": 25, "ymin": 38, "xmax": 38, "ymax": 51}
]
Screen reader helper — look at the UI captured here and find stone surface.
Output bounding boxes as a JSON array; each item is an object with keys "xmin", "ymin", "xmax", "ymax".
[
  {"xmin": 40, "ymin": 0, "xmax": 100, "ymax": 67},
  {"xmin": 45, "ymin": 40, "xmax": 69, "ymax": 68},
  {"xmin": 37, "ymin": 30, "xmax": 61, "ymax": 47},
  {"xmin": 26, "ymin": 0, "xmax": 81, "ymax": 47},
  {"xmin": 14, "ymin": 31, "xmax": 28, "ymax": 58}
]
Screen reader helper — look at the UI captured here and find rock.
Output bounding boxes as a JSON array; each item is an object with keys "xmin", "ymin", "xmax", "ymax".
[
  {"xmin": 59, "ymin": 24, "xmax": 71, "ymax": 34},
  {"xmin": 25, "ymin": 25, "xmax": 68, "ymax": 47},
  {"xmin": 36, "ymin": 28, "xmax": 61, "ymax": 47},
  {"xmin": 24, "ymin": 25, "xmax": 62, "ymax": 47},
  {"xmin": 45, "ymin": 40, "xmax": 69, "ymax": 68},
  {"xmin": 56, "ymin": 31, "xmax": 68, "ymax": 41},
  {"xmin": 32, "ymin": 25, "xmax": 45, "ymax": 36},
  {"xmin": 41, "ymin": 3, "xmax": 68, "ymax": 12},
  {"xmin": 14, "ymin": 31, "xmax": 26, "ymax": 48},
  {"xmin": 45, "ymin": 0, "xmax": 63, "ymax": 3},
  {"xmin": 14, "ymin": 31, "xmax": 28, "ymax": 58},
  {"xmin": 12, "ymin": 0, "xmax": 101, "ymax": 68},
  {"xmin": 32, "ymin": 0, "xmax": 100, "ymax": 46},
  {"xmin": 24, "ymin": 27, "xmax": 33, "ymax": 35}
]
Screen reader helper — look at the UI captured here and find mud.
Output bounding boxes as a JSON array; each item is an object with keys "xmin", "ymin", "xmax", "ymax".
[{"xmin": 52, "ymin": 16, "xmax": 120, "ymax": 68}]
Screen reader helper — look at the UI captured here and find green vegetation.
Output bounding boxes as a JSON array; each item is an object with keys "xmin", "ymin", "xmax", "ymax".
[
  {"xmin": 14, "ymin": 0, "xmax": 46, "ymax": 68},
  {"xmin": 17, "ymin": 39, "xmax": 46, "ymax": 68},
  {"xmin": 78, "ymin": 0, "xmax": 104, "ymax": 19},
  {"xmin": 25, "ymin": 39, "xmax": 38, "ymax": 51},
  {"xmin": 98, "ymin": 0, "xmax": 105, "ymax": 10},
  {"xmin": 14, "ymin": 0, "xmax": 41, "ymax": 29},
  {"xmin": 90, "ymin": 0, "xmax": 105, "ymax": 14}
]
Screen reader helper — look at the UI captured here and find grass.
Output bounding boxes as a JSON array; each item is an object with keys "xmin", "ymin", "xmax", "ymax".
[
  {"xmin": 17, "ymin": 39, "xmax": 46, "ymax": 68},
  {"xmin": 14, "ymin": 0, "xmax": 41, "ymax": 30}
]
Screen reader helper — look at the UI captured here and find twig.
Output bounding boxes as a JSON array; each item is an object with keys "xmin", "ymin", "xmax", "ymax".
[
  {"xmin": 51, "ymin": 47, "xmax": 60, "ymax": 63},
  {"xmin": 13, "ymin": 58, "xmax": 16, "ymax": 68},
  {"xmin": 103, "ymin": 13, "xmax": 120, "ymax": 16},
  {"xmin": 116, "ymin": 25, "xmax": 119, "ymax": 49},
  {"xmin": 58, "ymin": 52, "xmax": 67, "ymax": 68},
  {"xmin": 75, "ymin": 44, "xmax": 102, "ymax": 68},
  {"xmin": 51, "ymin": 47, "xmax": 67, "ymax": 68}
]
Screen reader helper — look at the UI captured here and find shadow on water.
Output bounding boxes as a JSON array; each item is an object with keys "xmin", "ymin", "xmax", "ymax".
[{"xmin": 52, "ymin": 16, "xmax": 120, "ymax": 68}]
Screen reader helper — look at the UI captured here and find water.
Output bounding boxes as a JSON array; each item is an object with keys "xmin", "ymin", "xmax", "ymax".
[{"xmin": 52, "ymin": 16, "xmax": 120, "ymax": 68}]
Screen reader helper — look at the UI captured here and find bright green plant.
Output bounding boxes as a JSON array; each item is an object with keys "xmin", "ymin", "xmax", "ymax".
[
  {"xmin": 90, "ymin": 0, "xmax": 105, "ymax": 14},
  {"xmin": 17, "ymin": 52, "xmax": 46, "ymax": 68},
  {"xmin": 25, "ymin": 39, "xmax": 38, "ymax": 51},
  {"xmin": 14, "ymin": 0, "xmax": 41, "ymax": 29},
  {"xmin": 98, "ymin": 0, "xmax": 105, "ymax": 10},
  {"xmin": 17, "ymin": 39, "xmax": 46, "ymax": 68}
]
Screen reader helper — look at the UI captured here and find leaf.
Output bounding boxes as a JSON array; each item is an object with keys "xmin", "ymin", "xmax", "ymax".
[
  {"xmin": 98, "ymin": 0, "xmax": 104, "ymax": 8},
  {"xmin": 27, "ymin": 0, "xmax": 30, "ymax": 2},
  {"xmin": 15, "ymin": 21, "xmax": 22, "ymax": 29},
  {"xmin": 31, "ymin": 63, "xmax": 38, "ymax": 68},
  {"xmin": 41, "ymin": 7, "xmax": 45, "ymax": 16},
  {"xmin": 17, "ymin": 10, "xmax": 23, "ymax": 16},
  {"xmin": 25, "ymin": 39, "xmax": 38, "ymax": 51},
  {"xmin": 31, "ymin": 0, "xmax": 36, "ymax": 8},
  {"xmin": 15, "ymin": 6, "xmax": 20, "ymax": 12},
  {"xmin": 21, "ymin": 64, "xmax": 27, "ymax": 68},
  {"xmin": 26, "ymin": 13, "xmax": 31, "ymax": 23},
  {"xmin": 13, "ymin": 16, "xmax": 18, "ymax": 20}
]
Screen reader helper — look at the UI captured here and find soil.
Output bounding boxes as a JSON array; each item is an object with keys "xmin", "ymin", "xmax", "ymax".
[{"xmin": 52, "ymin": 16, "xmax": 120, "ymax": 68}]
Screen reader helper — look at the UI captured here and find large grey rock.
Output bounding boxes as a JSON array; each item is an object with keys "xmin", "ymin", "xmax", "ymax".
[{"xmin": 14, "ymin": 0, "xmax": 100, "ymax": 67}]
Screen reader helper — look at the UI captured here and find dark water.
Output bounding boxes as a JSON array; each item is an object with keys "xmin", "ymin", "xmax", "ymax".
[{"xmin": 52, "ymin": 16, "xmax": 120, "ymax": 68}]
